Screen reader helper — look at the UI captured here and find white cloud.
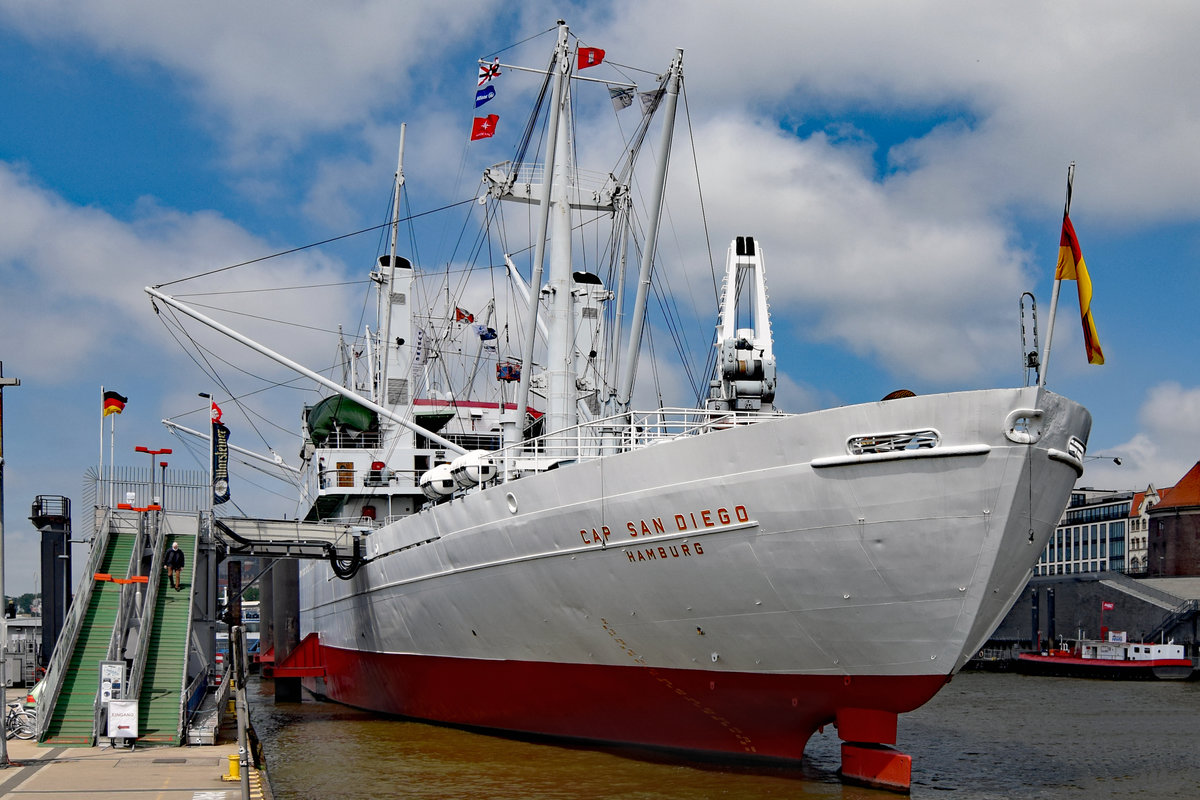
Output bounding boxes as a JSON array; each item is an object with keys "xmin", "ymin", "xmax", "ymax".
[
  {"xmin": 0, "ymin": 163, "xmax": 357, "ymax": 384},
  {"xmin": 675, "ymin": 119, "xmax": 1025, "ymax": 384},
  {"xmin": 0, "ymin": 1, "xmax": 488, "ymax": 152},
  {"xmin": 1080, "ymin": 382, "xmax": 1200, "ymax": 491}
]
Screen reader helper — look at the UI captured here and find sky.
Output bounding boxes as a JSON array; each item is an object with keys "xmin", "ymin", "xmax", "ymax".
[{"xmin": 2, "ymin": 1, "xmax": 1200, "ymax": 597}]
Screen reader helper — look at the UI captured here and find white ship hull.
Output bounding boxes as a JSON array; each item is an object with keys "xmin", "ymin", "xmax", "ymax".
[{"xmin": 297, "ymin": 386, "xmax": 1090, "ymax": 760}]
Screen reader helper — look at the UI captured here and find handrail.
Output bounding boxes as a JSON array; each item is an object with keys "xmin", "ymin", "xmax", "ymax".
[
  {"xmin": 36, "ymin": 507, "xmax": 114, "ymax": 740},
  {"xmin": 173, "ymin": 520, "xmax": 203, "ymax": 744},
  {"xmin": 126, "ymin": 511, "xmax": 170, "ymax": 702},
  {"xmin": 105, "ymin": 513, "xmax": 145, "ymax": 662},
  {"xmin": 481, "ymin": 407, "xmax": 787, "ymax": 486},
  {"xmin": 492, "ymin": 406, "xmax": 787, "ymax": 475},
  {"xmin": 1148, "ymin": 598, "xmax": 1200, "ymax": 642}
]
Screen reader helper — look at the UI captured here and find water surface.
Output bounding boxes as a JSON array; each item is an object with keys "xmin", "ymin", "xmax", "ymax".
[{"xmin": 248, "ymin": 671, "xmax": 1199, "ymax": 799}]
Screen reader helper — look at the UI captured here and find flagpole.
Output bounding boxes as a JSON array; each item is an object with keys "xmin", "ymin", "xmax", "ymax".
[
  {"xmin": 0, "ymin": 362, "xmax": 22, "ymax": 769},
  {"xmin": 1039, "ymin": 162, "xmax": 1074, "ymax": 388},
  {"xmin": 108, "ymin": 412, "xmax": 116, "ymax": 508},
  {"xmin": 99, "ymin": 385, "xmax": 106, "ymax": 507},
  {"xmin": 200, "ymin": 393, "xmax": 214, "ymax": 514}
]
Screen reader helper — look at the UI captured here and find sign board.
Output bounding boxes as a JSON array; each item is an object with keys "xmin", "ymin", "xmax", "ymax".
[
  {"xmin": 99, "ymin": 661, "xmax": 125, "ymax": 706},
  {"xmin": 107, "ymin": 699, "xmax": 139, "ymax": 739}
]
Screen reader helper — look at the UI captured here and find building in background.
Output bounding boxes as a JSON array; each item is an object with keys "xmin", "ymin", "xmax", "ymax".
[
  {"xmin": 1147, "ymin": 461, "xmax": 1200, "ymax": 576},
  {"xmin": 1034, "ymin": 489, "xmax": 1131, "ymax": 577},
  {"xmin": 1126, "ymin": 485, "xmax": 1166, "ymax": 575}
]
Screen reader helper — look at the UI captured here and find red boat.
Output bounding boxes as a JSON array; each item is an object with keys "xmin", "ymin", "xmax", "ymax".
[{"xmin": 1016, "ymin": 636, "xmax": 1195, "ymax": 680}]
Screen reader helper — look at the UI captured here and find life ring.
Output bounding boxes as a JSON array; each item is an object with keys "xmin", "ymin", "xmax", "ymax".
[{"xmin": 34, "ymin": 666, "xmax": 46, "ymax": 683}]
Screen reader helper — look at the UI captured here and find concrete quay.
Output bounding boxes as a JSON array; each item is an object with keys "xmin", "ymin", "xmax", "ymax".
[{"xmin": 0, "ymin": 692, "xmax": 268, "ymax": 800}]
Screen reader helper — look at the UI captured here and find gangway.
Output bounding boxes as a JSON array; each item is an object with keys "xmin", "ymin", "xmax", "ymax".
[
  {"xmin": 214, "ymin": 517, "xmax": 366, "ymax": 577},
  {"xmin": 38, "ymin": 508, "xmax": 209, "ymax": 747},
  {"xmin": 133, "ymin": 530, "xmax": 198, "ymax": 744}
]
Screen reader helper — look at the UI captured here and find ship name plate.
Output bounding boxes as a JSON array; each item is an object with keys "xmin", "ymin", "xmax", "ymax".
[{"xmin": 577, "ymin": 504, "xmax": 752, "ymax": 548}]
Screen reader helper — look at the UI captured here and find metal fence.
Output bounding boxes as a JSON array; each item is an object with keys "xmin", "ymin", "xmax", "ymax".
[{"xmin": 83, "ymin": 466, "xmax": 210, "ymax": 536}]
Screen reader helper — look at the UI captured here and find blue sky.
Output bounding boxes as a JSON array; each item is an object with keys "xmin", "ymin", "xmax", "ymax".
[{"xmin": 3, "ymin": 2, "xmax": 1200, "ymax": 596}]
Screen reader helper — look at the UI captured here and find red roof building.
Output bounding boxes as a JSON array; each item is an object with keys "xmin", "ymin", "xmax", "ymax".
[{"xmin": 1146, "ymin": 462, "xmax": 1200, "ymax": 576}]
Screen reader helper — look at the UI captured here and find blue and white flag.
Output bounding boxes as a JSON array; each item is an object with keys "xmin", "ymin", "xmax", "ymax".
[{"xmin": 475, "ymin": 86, "xmax": 496, "ymax": 107}]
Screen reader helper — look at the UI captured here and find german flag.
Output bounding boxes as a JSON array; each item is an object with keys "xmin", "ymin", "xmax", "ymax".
[
  {"xmin": 102, "ymin": 390, "xmax": 128, "ymax": 416},
  {"xmin": 1055, "ymin": 214, "xmax": 1104, "ymax": 365}
]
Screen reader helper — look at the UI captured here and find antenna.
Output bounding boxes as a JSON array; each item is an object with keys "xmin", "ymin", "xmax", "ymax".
[{"xmin": 1020, "ymin": 292, "xmax": 1040, "ymax": 387}]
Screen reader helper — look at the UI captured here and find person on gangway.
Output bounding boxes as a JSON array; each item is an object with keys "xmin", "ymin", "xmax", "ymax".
[{"xmin": 165, "ymin": 541, "xmax": 185, "ymax": 591}]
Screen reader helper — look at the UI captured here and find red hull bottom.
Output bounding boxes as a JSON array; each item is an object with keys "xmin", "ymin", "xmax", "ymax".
[{"xmin": 307, "ymin": 645, "xmax": 948, "ymax": 765}]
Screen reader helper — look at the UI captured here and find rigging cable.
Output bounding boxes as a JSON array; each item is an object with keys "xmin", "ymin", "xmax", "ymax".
[{"xmin": 152, "ymin": 198, "xmax": 476, "ymax": 290}]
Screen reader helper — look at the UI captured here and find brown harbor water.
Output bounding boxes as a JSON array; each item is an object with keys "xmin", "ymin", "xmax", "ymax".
[{"xmin": 247, "ymin": 670, "xmax": 1200, "ymax": 799}]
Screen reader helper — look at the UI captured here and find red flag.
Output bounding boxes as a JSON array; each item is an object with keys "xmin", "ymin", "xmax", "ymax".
[
  {"xmin": 1102, "ymin": 601, "xmax": 1115, "ymax": 610},
  {"xmin": 1056, "ymin": 214, "xmax": 1104, "ymax": 365},
  {"xmin": 210, "ymin": 400, "xmax": 223, "ymax": 423},
  {"xmin": 455, "ymin": 306, "xmax": 475, "ymax": 323},
  {"xmin": 578, "ymin": 46, "xmax": 605, "ymax": 70},
  {"xmin": 471, "ymin": 114, "xmax": 499, "ymax": 141}
]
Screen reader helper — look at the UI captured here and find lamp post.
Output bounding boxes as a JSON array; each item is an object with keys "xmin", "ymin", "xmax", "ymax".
[
  {"xmin": 159, "ymin": 461, "xmax": 169, "ymax": 512},
  {"xmin": 0, "ymin": 362, "xmax": 22, "ymax": 768},
  {"xmin": 134, "ymin": 446, "xmax": 172, "ymax": 507}
]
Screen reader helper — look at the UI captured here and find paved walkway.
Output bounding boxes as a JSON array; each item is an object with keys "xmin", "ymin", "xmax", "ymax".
[{"xmin": 0, "ymin": 691, "xmax": 267, "ymax": 800}]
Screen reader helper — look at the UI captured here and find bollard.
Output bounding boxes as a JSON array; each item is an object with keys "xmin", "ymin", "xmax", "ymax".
[{"xmin": 222, "ymin": 752, "xmax": 240, "ymax": 781}]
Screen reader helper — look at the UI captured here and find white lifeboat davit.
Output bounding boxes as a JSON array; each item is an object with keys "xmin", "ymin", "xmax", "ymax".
[{"xmin": 450, "ymin": 450, "xmax": 497, "ymax": 488}]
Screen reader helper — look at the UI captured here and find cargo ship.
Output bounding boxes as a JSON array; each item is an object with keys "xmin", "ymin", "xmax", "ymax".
[{"xmin": 148, "ymin": 21, "xmax": 1092, "ymax": 791}]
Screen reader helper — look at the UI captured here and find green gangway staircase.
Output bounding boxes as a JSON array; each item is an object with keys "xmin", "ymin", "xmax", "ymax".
[
  {"xmin": 135, "ymin": 532, "xmax": 197, "ymax": 745},
  {"xmin": 41, "ymin": 531, "xmax": 136, "ymax": 746}
]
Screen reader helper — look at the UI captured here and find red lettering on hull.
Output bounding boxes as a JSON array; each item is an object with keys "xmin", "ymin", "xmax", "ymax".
[
  {"xmin": 625, "ymin": 542, "xmax": 704, "ymax": 563},
  {"xmin": 594, "ymin": 506, "xmax": 751, "ymax": 548}
]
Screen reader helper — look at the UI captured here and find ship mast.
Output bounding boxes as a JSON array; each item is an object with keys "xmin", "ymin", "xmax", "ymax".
[
  {"xmin": 543, "ymin": 59, "xmax": 579, "ymax": 446},
  {"xmin": 496, "ymin": 25, "xmax": 683, "ymax": 443},
  {"xmin": 617, "ymin": 49, "xmax": 684, "ymax": 410},
  {"xmin": 377, "ymin": 124, "xmax": 406, "ymax": 409},
  {"xmin": 509, "ymin": 22, "xmax": 571, "ymax": 447}
]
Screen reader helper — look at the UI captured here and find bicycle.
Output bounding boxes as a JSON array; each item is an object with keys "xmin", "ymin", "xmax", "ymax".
[{"xmin": 5, "ymin": 702, "xmax": 36, "ymax": 740}]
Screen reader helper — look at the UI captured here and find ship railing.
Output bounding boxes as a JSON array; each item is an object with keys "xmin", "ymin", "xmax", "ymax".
[
  {"xmin": 316, "ymin": 514, "xmax": 383, "ymax": 529},
  {"xmin": 312, "ymin": 429, "xmax": 382, "ymax": 450},
  {"xmin": 494, "ymin": 407, "xmax": 787, "ymax": 477},
  {"xmin": 484, "ymin": 161, "xmax": 617, "ymax": 200},
  {"xmin": 315, "ymin": 466, "xmax": 421, "ymax": 492}
]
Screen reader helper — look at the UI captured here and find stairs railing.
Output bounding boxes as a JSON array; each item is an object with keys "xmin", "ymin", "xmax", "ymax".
[
  {"xmin": 126, "ymin": 513, "xmax": 169, "ymax": 702},
  {"xmin": 1148, "ymin": 598, "xmax": 1200, "ymax": 643},
  {"xmin": 172, "ymin": 532, "xmax": 202, "ymax": 744}
]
